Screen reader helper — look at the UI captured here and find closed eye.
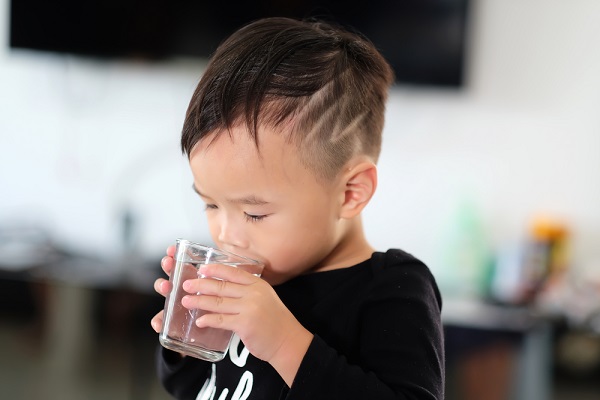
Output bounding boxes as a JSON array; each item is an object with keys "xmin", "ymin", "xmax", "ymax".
[
  {"xmin": 244, "ymin": 213, "xmax": 268, "ymax": 223},
  {"xmin": 205, "ymin": 203, "xmax": 218, "ymax": 210}
]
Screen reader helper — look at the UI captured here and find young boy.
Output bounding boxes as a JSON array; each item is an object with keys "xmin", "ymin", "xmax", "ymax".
[{"xmin": 151, "ymin": 17, "xmax": 444, "ymax": 400}]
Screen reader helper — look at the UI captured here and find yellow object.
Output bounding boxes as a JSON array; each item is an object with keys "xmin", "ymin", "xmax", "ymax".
[{"xmin": 530, "ymin": 216, "xmax": 570, "ymax": 275}]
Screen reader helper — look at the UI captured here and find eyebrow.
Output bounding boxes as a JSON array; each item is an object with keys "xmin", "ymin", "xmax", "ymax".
[{"xmin": 192, "ymin": 184, "xmax": 270, "ymax": 206}]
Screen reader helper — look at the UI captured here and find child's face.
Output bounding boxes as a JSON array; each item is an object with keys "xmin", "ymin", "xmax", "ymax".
[{"xmin": 188, "ymin": 125, "xmax": 346, "ymax": 285}]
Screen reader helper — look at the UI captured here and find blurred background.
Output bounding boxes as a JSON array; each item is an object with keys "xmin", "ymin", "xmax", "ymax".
[{"xmin": 1, "ymin": 0, "xmax": 599, "ymax": 399}]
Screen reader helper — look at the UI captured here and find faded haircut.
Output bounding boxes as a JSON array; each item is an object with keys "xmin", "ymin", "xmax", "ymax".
[{"xmin": 181, "ymin": 17, "xmax": 394, "ymax": 181}]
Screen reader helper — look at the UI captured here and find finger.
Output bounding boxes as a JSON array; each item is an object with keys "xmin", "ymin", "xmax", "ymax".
[
  {"xmin": 183, "ymin": 276, "xmax": 243, "ymax": 298},
  {"xmin": 166, "ymin": 245, "xmax": 176, "ymax": 257},
  {"xmin": 154, "ymin": 278, "xmax": 172, "ymax": 296},
  {"xmin": 161, "ymin": 255, "xmax": 175, "ymax": 275},
  {"xmin": 182, "ymin": 293, "xmax": 240, "ymax": 315},
  {"xmin": 151, "ymin": 310, "xmax": 164, "ymax": 333},
  {"xmin": 183, "ymin": 277, "xmax": 238, "ymax": 298},
  {"xmin": 195, "ymin": 312, "xmax": 237, "ymax": 332},
  {"xmin": 199, "ymin": 263, "xmax": 261, "ymax": 285}
]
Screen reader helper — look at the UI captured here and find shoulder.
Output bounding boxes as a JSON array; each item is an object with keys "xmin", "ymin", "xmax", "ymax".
[
  {"xmin": 376, "ymin": 248, "xmax": 424, "ymax": 264},
  {"xmin": 367, "ymin": 249, "xmax": 443, "ymax": 310},
  {"xmin": 370, "ymin": 248, "xmax": 432, "ymax": 280}
]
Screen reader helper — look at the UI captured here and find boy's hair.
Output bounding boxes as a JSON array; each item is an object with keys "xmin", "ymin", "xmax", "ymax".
[{"xmin": 181, "ymin": 17, "xmax": 394, "ymax": 181}]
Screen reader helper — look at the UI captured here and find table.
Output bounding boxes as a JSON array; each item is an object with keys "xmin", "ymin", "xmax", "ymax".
[{"xmin": 443, "ymin": 297, "xmax": 553, "ymax": 400}]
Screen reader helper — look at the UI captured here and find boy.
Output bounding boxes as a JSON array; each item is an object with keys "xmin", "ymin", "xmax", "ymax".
[{"xmin": 151, "ymin": 17, "xmax": 444, "ymax": 400}]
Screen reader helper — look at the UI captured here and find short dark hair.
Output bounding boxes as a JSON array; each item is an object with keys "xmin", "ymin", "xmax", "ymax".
[{"xmin": 181, "ymin": 17, "xmax": 394, "ymax": 181}]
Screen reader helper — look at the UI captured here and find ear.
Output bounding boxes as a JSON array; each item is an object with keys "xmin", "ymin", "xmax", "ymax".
[{"xmin": 339, "ymin": 161, "xmax": 378, "ymax": 219}]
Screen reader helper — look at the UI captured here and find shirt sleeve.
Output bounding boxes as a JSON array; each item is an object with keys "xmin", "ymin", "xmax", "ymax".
[
  {"xmin": 155, "ymin": 345, "xmax": 213, "ymax": 400},
  {"xmin": 286, "ymin": 260, "xmax": 444, "ymax": 400}
]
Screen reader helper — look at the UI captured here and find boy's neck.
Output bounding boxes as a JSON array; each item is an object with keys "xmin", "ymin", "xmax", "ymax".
[{"xmin": 311, "ymin": 216, "xmax": 374, "ymax": 273}]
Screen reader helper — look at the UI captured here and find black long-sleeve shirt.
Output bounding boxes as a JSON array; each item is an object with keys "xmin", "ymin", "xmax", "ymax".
[{"xmin": 156, "ymin": 249, "xmax": 445, "ymax": 399}]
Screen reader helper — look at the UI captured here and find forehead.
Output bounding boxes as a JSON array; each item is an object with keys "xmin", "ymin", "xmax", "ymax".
[
  {"xmin": 190, "ymin": 126, "xmax": 284, "ymax": 167},
  {"xmin": 188, "ymin": 125, "xmax": 315, "ymax": 192}
]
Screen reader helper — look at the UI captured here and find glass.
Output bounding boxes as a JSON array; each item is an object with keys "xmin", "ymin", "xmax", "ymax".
[{"xmin": 159, "ymin": 239, "xmax": 264, "ymax": 361}]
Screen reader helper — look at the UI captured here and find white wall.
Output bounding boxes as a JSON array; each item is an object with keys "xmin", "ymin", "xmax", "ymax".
[
  {"xmin": 1, "ymin": 1, "xmax": 599, "ymax": 275},
  {"xmin": 367, "ymin": 0, "xmax": 600, "ymax": 276}
]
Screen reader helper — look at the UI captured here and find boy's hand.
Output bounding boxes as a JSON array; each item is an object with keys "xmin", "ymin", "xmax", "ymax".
[
  {"xmin": 150, "ymin": 245, "xmax": 176, "ymax": 333},
  {"xmin": 181, "ymin": 263, "xmax": 313, "ymax": 386}
]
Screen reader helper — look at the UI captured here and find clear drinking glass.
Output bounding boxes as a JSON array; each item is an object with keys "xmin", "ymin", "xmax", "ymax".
[{"xmin": 159, "ymin": 239, "xmax": 264, "ymax": 361}]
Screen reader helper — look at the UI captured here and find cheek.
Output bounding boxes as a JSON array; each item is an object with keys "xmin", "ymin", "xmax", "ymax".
[
  {"xmin": 205, "ymin": 213, "xmax": 221, "ymax": 242},
  {"xmin": 257, "ymin": 212, "xmax": 337, "ymax": 269}
]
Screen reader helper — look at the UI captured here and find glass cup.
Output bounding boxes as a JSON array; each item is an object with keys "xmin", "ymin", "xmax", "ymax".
[{"xmin": 159, "ymin": 239, "xmax": 264, "ymax": 361}]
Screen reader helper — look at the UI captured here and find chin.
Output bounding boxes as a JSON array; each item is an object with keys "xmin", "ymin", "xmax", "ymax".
[{"xmin": 261, "ymin": 270, "xmax": 291, "ymax": 286}]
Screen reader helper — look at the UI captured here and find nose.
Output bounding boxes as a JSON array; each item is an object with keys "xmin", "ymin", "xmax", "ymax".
[{"xmin": 216, "ymin": 215, "xmax": 248, "ymax": 250}]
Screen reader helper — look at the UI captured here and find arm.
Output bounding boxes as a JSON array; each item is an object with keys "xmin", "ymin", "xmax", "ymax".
[{"xmin": 287, "ymin": 262, "xmax": 444, "ymax": 400}]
